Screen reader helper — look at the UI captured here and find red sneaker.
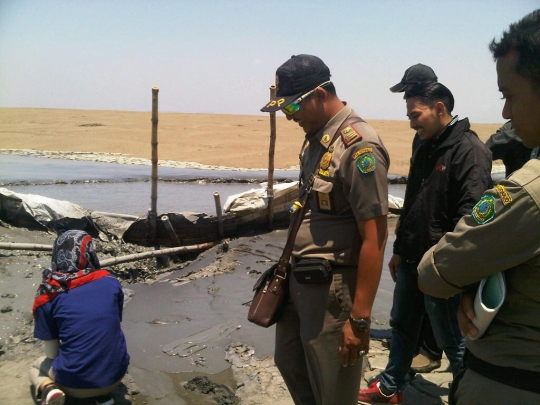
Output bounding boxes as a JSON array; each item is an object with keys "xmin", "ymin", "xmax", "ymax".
[{"xmin": 358, "ymin": 380, "xmax": 403, "ymax": 405}]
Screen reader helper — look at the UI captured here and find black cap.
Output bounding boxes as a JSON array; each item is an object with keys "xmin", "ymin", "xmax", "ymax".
[
  {"xmin": 261, "ymin": 54, "xmax": 331, "ymax": 112},
  {"xmin": 390, "ymin": 63, "xmax": 438, "ymax": 93}
]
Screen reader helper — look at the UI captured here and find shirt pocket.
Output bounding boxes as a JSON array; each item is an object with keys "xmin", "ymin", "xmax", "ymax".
[
  {"xmin": 313, "ymin": 177, "xmax": 334, "ymax": 193},
  {"xmin": 312, "ymin": 177, "xmax": 334, "ymax": 212}
]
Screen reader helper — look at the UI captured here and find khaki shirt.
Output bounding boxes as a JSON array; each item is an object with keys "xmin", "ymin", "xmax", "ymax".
[
  {"xmin": 292, "ymin": 104, "xmax": 389, "ymax": 266},
  {"xmin": 418, "ymin": 158, "xmax": 540, "ymax": 372}
]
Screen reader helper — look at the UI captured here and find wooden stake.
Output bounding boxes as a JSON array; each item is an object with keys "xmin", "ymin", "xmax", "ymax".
[
  {"xmin": 161, "ymin": 215, "xmax": 181, "ymax": 247},
  {"xmin": 213, "ymin": 192, "xmax": 224, "ymax": 240},
  {"xmin": 267, "ymin": 85, "xmax": 277, "ymax": 230},
  {"xmin": 150, "ymin": 87, "xmax": 159, "ymax": 246}
]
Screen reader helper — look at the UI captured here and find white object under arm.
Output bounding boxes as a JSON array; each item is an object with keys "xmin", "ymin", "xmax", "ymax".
[{"xmin": 43, "ymin": 339, "xmax": 60, "ymax": 359}]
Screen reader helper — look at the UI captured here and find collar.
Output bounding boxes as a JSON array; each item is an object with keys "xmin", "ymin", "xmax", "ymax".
[
  {"xmin": 432, "ymin": 115, "xmax": 459, "ymax": 143},
  {"xmin": 427, "ymin": 116, "xmax": 474, "ymax": 152},
  {"xmin": 306, "ymin": 104, "xmax": 352, "ymax": 150}
]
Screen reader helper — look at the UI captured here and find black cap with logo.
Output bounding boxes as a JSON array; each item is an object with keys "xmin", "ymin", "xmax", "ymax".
[{"xmin": 261, "ymin": 54, "xmax": 331, "ymax": 112}]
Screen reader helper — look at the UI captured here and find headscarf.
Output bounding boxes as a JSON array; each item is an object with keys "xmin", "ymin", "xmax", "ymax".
[{"xmin": 33, "ymin": 230, "xmax": 110, "ymax": 314}]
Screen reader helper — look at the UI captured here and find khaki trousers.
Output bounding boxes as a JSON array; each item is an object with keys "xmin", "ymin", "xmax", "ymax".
[{"xmin": 274, "ymin": 268, "xmax": 363, "ymax": 405}]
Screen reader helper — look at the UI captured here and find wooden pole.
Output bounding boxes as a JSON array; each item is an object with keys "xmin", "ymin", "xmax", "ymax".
[
  {"xmin": 92, "ymin": 212, "xmax": 140, "ymax": 221},
  {"xmin": 267, "ymin": 85, "xmax": 277, "ymax": 230},
  {"xmin": 0, "ymin": 242, "xmax": 52, "ymax": 251},
  {"xmin": 150, "ymin": 87, "xmax": 159, "ymax": 246},
  {"xmin": 0, "ymin": 242, "xmax": 213, "ymax": 265},
  {"xmin": 161, "ymin": 215, "xmax": 181, "ymax": 247},
  {"xmin": 100, "ymin": 243, "xmax": 213, "ymax": 267},
  {"xmin": 213, "ymin": 192, "xmax": 224, "ymax": 240}
]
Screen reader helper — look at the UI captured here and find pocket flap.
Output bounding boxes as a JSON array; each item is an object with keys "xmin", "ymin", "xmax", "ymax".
[
  {"xmin": 313, "ymin": 177, "xmax": 333, "ymax": 193},
  {"xmin": 252, "ymin": 263, "xmax": 277, "ymax": 291}
]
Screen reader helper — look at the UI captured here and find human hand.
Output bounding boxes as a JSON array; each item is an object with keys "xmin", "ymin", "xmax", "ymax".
[
  {"xmin": 457, "ymin": 290, "xmax": 479, "ymax": 338},
  {"xmin": 388, "ymin": 254, "xmax": 400, "ymax": 283},
  {"xmin": 339, "ymin": 320, "xmax": 370, "ymax": 367}
]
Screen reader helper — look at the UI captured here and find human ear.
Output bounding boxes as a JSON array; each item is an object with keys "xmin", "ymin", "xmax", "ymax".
[
  {"xmin": 435, "ymin": 101, "xmax": 446, "ymax": 116},
  {"xmin": 315, "ymin": 87, "xmax": 327, "ymax": 101}
]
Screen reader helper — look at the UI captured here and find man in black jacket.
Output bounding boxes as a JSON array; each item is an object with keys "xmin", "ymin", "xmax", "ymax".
[
  {"xmin": 486, "ymin": 120, "xmax": 532, "ymax": 177},
  {"xmin": 390, "ymin": 63, "xmax": 445, "ymax": 376},
  {"xmin": 359, "ymin": 82, "xmax": 493, "ymax": 405}
]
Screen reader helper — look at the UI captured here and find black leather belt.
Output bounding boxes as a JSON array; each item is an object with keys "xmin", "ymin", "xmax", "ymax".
[{"xmin": 466, "ymin": 350, "xmax": 540, "ymax": 394}]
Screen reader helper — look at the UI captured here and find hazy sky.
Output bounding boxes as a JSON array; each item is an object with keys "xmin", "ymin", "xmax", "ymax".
[{"xmin": 0, "ymin": 1, "xmax": 538, "ymax": 123}]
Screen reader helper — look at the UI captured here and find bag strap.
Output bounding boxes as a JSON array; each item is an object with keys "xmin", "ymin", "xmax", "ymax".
[{"xmin": 274, "ymin": 116, "xmax": 365, "ymax": 279}]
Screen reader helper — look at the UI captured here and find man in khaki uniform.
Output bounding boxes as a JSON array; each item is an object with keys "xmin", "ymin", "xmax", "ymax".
[
  {"xmin": 261, "ymin": 54, "xmax": 389, "ymax": 405},
  {"xmin": 418, "ymin": 9, "xmax": 540, "ymax": 405}
]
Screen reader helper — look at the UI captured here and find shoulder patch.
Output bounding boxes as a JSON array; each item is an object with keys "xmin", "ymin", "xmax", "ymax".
[
  {"xmin": 341, "ymin": 125, "xmax": 362, "ymax": 147},
  {"xmin": 352, "ymin": 147, "xmax": 373, "ymax": 160},
  {"xmin": 495, "ymin": 184, "xmax": 512, "ymax": 205},
  {"xmin": 357, "ymin": 155, "xmax": 376, "ymax": 173},
  {"xmin": 472, "ymin": 195, "xmax": 496, "ymax": 224}
]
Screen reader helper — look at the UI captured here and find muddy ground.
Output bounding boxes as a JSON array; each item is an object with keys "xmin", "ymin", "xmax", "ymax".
[
  {"xmin": 0, "ymin": 221, "xmax": 296, "ymax": 405},
  {"xmin": 0, "ymin": 220, "xmax": 453, "ymax": 405}
]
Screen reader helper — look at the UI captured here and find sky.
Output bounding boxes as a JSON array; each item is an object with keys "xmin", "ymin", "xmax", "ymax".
[{"xmin": 0, "ymin": 1, "xmax": 538, "ymax": 124}]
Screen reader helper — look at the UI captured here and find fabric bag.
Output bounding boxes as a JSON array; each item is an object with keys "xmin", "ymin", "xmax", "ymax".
[{"xmin": 293, "ymin": 258, "xmax": 332, "ymax": 284}]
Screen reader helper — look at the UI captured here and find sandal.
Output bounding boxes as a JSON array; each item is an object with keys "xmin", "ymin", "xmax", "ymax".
[{"xmin": 41, "ymin": 382, "xmax": 65, "ymax": 405}]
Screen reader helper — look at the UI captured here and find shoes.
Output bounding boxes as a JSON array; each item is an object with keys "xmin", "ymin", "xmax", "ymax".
[
  {"xmin": 358, "ymin": 380, "xmax": 403, "ymax": 405},
  {"xmin": 410, "ymin": 353, "xmax": 441, "ymax": 374},
  {"xmin": 95, "ymin": 393, "xmax": 115, "ymax": 405},
  {"xmin": 41, "ymin": 383, "xmax": 65, "ymax": 405}
]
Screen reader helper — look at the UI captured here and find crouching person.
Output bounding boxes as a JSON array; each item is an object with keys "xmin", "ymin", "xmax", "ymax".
[{"xmin": 29, "ymin": 230, "xmax": 130, "ymax": 405}]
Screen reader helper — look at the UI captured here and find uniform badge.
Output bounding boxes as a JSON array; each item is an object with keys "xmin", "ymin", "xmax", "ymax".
[
  {"xmin": 320, "ymin": 152, "xmax": 332, "ymax": 170},
  {"xmin": 357, "ymin": 155, "xmax": 376, "ymax": 173},
  {"xmin": 318, "ymin": 168, "xmax": 330, "ymax": 177},
  {"xmin": 317, "ymin": 192, "xmax": 332, "ymax": 211},
  {"xmin": 341, "ymin": 125, "xmax": 362, "ymax": 146},
  {"xmin": 322, "ymin": 134, "xmax": 331, "ymax": 143},
  {"xmin": 495, "ymin": 184, "xmax": 512, "ymax": 205},
  {"xmin": 329, "ymin": 145, "xmax": 335, "ymax": 153},
  {"xmin": 352, "ymin": 147, "xmax": 373, "ymax": 160},
  {"xmin": 472, "ymin": 195, "xmax": 496, "ymax": 224}
]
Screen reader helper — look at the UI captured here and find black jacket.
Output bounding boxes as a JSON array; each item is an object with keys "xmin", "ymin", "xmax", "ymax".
[
  {"xmin": 486, "ymin": 120, "xmax": 532, "ymax": 176},
  {"xmin": 394, "ymin": 118, "xmax": 493, "ymax": 262}
]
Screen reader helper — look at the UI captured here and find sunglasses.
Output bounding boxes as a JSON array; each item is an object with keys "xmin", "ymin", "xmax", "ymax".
[{"xmin": 281, "ymin": 81, "xmax": 331, "ymax": 115}]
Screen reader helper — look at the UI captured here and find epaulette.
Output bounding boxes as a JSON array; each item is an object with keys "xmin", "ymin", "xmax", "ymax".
[
  {"xmin": 341, "ymin": 124, "xmax": 362, "ymax": 147},
  {"xmin": 494, "ymin": 184, "xmax": 512, "ymax": 205}
]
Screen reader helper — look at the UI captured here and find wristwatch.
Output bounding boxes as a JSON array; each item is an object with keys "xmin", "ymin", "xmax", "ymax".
[{"xmin": 349, "ymin": 316, "xmax": 371, "ymax": 331}]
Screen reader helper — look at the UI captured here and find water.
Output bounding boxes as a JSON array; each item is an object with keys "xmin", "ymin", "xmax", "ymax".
[
  {"xmin": 1, "ymin": 154, "xmax": 406, "ymax": 216},
  {"xmin": 5, "ymin": 181, "xmax": 266, "ymax": 216},
  {"xmin": 0, "ymin": 154, "xmax": 295, "ymax": 184}
]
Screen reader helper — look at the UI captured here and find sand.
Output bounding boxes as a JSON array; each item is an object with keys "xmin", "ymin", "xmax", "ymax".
[{"xmin": 0, "ymin": 107, "xmax": 504, "ymax": 176}]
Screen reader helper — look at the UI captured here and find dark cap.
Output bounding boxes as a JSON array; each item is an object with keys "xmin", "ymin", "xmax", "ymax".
[
  {"xmin": 390, "ymin": 63, "xmax": 438, "ymax": 93},
  {"xmin": 261, "ymin": 54, "xmax": 331, "ymax": 112}
]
